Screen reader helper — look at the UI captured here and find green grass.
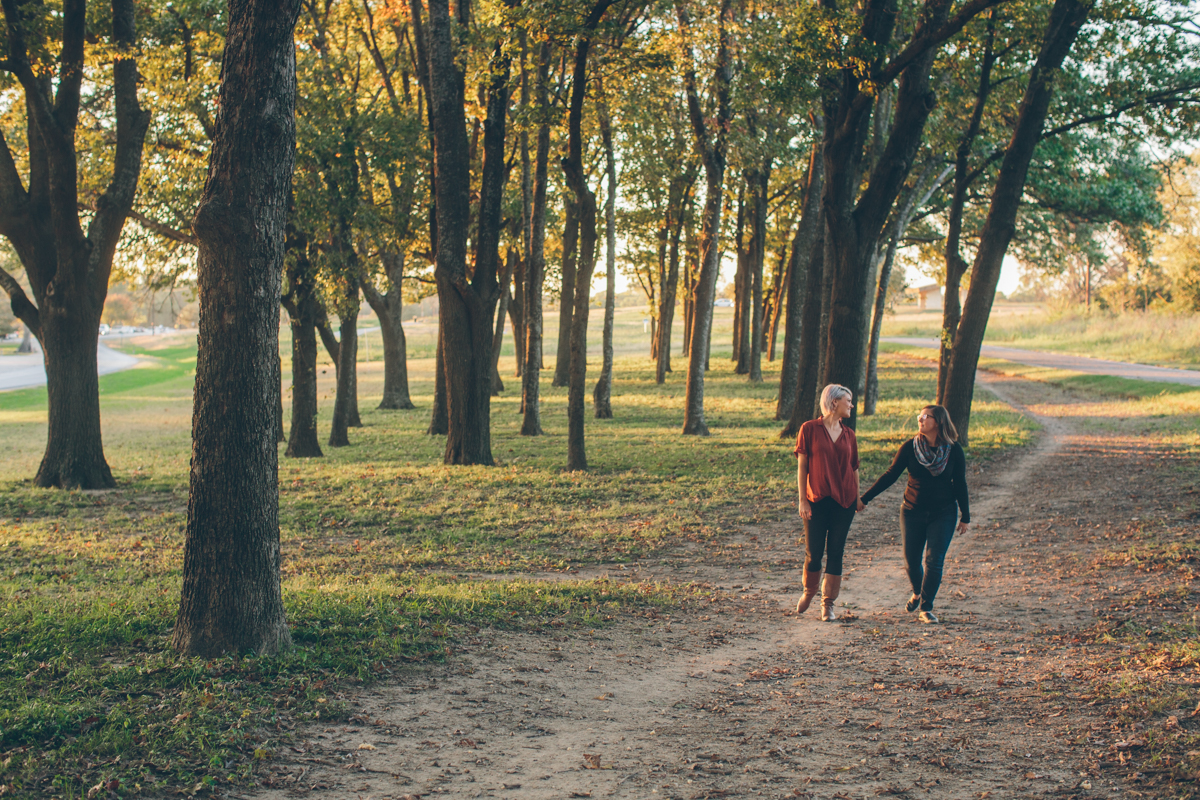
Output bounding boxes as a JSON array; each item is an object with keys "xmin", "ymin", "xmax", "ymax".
[
  {"xmin": 0, "ymin": 332, "xmax": 1035, "ymax": 798},
  {"xmin": 882, "ymin": 303, "xmax": 1200, "ymax": 369}
]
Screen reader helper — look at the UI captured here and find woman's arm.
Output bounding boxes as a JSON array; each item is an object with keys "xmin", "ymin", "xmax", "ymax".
[
  {"xmin": 854, "ymin": 468, "xmax": 864, "ymax": 512},
  {"xmin": 953, "ymin": 444, "xmax": 971, "ymax": 530},
  {"xmin": 797, "ymin": 454, "xmax": 812, "ymax": 520},
  {"xmin": 860, "ymin": 441, "xmax": 909, "ymax": 505}
]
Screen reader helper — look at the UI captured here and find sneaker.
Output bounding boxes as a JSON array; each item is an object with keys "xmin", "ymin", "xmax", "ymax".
[
  {"xmin": 918, "ymin": 610, "xmax": 939, "ymax": 624},
  {"xmin": 905, "ymin": 594, "xmax": 920, "ymax": 613}
]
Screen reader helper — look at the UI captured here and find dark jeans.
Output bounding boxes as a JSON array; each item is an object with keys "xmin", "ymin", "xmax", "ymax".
[
  {"xmin": 804, "ymin": 497, "xmax": 856, "ymax": 576},
  {"xmin": 900, "ymin": 502, "xmax": 958, "ymax": 611}
]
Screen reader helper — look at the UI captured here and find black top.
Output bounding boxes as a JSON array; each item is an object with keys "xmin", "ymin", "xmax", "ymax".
[{"xmin": 861, "ymin": 439, "xmax": 970, "ymax": 523}]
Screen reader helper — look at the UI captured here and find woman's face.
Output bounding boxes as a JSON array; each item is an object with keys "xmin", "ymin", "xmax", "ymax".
[
  {"xmin": 918, "ymin": 409, "xmax": 940, "ymax": 439},
  {"xmin": 833, "ymin": 394, "xmax": 853, "ymax": 419}
]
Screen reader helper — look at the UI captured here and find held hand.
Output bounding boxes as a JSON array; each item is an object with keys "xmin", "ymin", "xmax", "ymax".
[
  {"xmin": 856, "ymin": 498, "xmax": 866, "ymax": 513},
  {"xmin": 799, "ymin": 498, "xmax": 812, "ymax": 521},
  {"xmin": 957, "ymin": 522, "xmax": 970, "ymax": 535}
]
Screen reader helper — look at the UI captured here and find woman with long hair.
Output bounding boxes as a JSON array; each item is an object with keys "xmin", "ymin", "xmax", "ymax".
[
  {"xmin": 793, "ymin": 384, "xmax": 865, "ymax": 621},
  {"xmin": 860, "ymin": 404, "xmax": 970, "ymax": 624}
]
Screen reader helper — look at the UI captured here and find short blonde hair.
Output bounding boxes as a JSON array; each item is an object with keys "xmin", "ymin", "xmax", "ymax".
[{"xmin": 819, "ymin": 384, "xmax": 852, "ymax": 416}]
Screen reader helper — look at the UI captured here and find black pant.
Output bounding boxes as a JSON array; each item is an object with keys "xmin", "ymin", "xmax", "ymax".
[
  {"xmin": 804, "ymin": 497, "xmax": 856, "ymax": 576},
  {"xmin": 900, "ymin": 502, "xmax": 958, "ymax": 611}
]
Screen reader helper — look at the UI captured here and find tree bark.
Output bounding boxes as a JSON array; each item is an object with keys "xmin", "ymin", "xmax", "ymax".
[
  {"xmin": 776, "ymin": 141, "xmax": 823, "ymax": 421},
  {"xmin": 593, "ymin": 96, "xmax": 618, "ymax": 419},
  {"xmin": 427, "ymin": 5, "xmax": 506, "ymax": 464},
  {"xmin": 282, "ymin": 226, "xmax": 323, "ymax": 457},
  {"xmin": 732, "ymin": 187, "xmax": 748, "ymax": 372},
  {"xmin": 173, "ymin": 0, "xmax": 299, "ymax": 658},
  {"xmin": 563, "ymin": 0, "xmax": 615, "ymax": 470},
  {"xmin": 819, "ymin": 0, "xmax": 952, "ymax": 428},
  {"xmin": 942, "ymin": 0, "xmax": 1091, "ymax": 444},
  {"xmin": 428, "ymin": 324, "xmax": 448, "ymax": 434},
  {"xmin": 0, "ymin": 0, "xmax": 150, "ymax": 489},
  {"xmin": 678, "ymin": 0, "xmax": 733, "ymax": 437},
  {"xmin": 364, "ymin": 253, "xmax": 415, "ymax": 410},
  {"xmin": 554, "ymin": 198, "xmax": 579, "ymax": 387},
  {"xmin": 328, "ymin": 302, "xmax": 359, "ymax": 447},
  {"xmin": 655, "ymin": 171, "xmax": 693, "ymax": 384},
  {"xmin": 520, "ymin": 43, "xmax": 552, "ymax": 437},
  {"xmin": 781, "ymin": 217, "xmax": 827, "ymax": 439},
  {"xmin": 746, "ymin": 161, "xmax": 770, "ymax": 383},
  {"xmin": 491, "ymin": 249, "xmax": 517, "ymax": 395}
]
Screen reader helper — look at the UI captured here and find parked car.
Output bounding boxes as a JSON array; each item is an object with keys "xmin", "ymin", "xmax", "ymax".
[
  {"xmin": 714, "ymin": 298, "xmax": 733, "ymax": 308},
  {"xmin": 98, "ymin": 324, "xmax": 110, "ymax": 336}
]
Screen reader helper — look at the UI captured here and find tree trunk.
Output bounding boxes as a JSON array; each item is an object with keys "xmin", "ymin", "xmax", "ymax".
[
  {"xmin": 520, "ymin": 43, "xmax": 552, "ymax": 437},
  {"xmin": 656, "ymin": 172, "xmax": 692, "ymax": 384},
  {"xmin": 173, "ymin": 0, "xmax": 299, "ymax": 658},
  {"xmin": 943, "ymin": 0, "xmax": 1090, "ymax": 444},
  {"xmin": 428, "ymin": 323, "xmax": 448, "ymax": 434},
  {"xmin": 562, "ymin": 0, "xmax": 615, "ymax": 469},
  {"xmin": 282, "ymin": 227, "xmax": 323, "ymax": 457},
  {"xmin": 491, "ymin": 250, "xmax": 517, "ymax": 395},
  {"xmin": 328, "ymin": 306, "xmax": 359, "ymax": 447},
  {"xmin": 426, "ymin": 5, "xmax": 506, "ymax": 465},
  {"xmin": 509, "ymin": 256, "xmax": 526, "ymax": 379},
  {"xmin": 593, "ymin": 96, "xmax": 617, "ymax": 419},
  {"xmin": 776, "ymin": 141, "xmax": 822, "ymax": 421},
  {"xmin": 285, "ymin": 307, "xmax": 322, "ymax": 457},
  {"xmin": 747, "ymin": 163, "xmax": 770, "ymax": 383},
  {"xmin": 678, "ymin": 0, "xmax": 732, "ymax": 436},
  {"xmin": 819, "ymin": 2, "xmax": 949, "ymax": 428},
  {"xmin": 0, "ymin": 0, "xmax": 150, "ymax": 489},
  {"xmin": 781, "ymin": 219, "xmax": 827, "ymax": 438},
  {"xmin": 733, "ymin": 188, "xmax": 749, "ymax": 372},
  {"xmin": 554, "ymin": 198, "xmax": 579, "ymax": 387},
  {"xmin": 766, "ymin": 238, "xmax": 788, "ymax": 362},
  {"xmin": 364, "ymin": 253, "xmax": 415, "ymax": 410}
]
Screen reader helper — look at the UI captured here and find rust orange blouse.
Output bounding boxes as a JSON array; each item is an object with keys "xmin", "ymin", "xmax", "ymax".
[{"xmin": 794, "ymin": 419, "xmax": 859, "ymax": 509}]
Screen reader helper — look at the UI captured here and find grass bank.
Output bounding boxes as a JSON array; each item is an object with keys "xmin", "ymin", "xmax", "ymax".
[
  {"xmin": 0, "ymin": 336, "xmax": 1034, "ymax": 798},
  {"xmin": 882, "ymin": 304, "xmax": 1200, "ymax": 369}
]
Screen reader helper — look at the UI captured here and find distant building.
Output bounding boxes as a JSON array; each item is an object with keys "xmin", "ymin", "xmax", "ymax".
[{"xmin": 916, "ymin": 283, "xmax": 943, "ymax": 310}]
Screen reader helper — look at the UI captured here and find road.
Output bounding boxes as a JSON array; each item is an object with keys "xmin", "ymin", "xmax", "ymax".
[
  {"xmin": 0, "ymin": 343, "xmax": 140, "ymax": 392},
  {"xmin": 883, "ymin": 336, "xmax": 1200, "ymax": 387}
]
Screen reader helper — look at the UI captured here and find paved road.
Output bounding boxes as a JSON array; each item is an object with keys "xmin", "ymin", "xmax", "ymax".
[
  {"xmin": 883, "ymin": 336, "xmax": 1200, "ymax": 387},
  {"xmin": 0, "ymin": 343, "xmax": 140, "ymax": 392}
]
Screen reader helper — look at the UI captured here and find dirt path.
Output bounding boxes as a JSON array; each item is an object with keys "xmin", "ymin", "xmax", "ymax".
[{"xmin": 249, "ymin": 373, "xmax": 1180, "ymax": 800}]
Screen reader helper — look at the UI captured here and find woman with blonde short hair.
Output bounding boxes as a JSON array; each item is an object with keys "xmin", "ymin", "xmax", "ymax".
[
  {"xmin": 792, "ymin": 384, "xmax": 865, "ymax": 621},
  {"xmin": 861, "ymin": 404, "xmax": 971, "ymax": 624}
]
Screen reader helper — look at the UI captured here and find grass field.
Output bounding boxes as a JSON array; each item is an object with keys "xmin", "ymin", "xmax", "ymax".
[
  {"xmin": 0, "ymin": 311, "xmax": 1037, "ymax": 799},
  {"xmin": 882, "ymin": 303, "xmax": 1200, "ymax": 369}
]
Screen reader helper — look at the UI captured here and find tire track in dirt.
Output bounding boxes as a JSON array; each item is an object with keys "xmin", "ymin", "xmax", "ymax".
[{"xmin": 250, "ymin": 374, "xmax": 1130, "ymax": 800}]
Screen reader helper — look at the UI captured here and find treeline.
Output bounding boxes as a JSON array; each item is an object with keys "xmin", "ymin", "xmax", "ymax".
[{"xmin": 3, "ymin": 0, "xmax": 1200, "ymax": 488}]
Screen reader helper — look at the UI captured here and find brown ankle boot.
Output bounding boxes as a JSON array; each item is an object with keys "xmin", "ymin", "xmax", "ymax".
[
  {"xmin": 820, "ymin": 574, "xmax": 842, "ymax": 621},
  {"xmin": 795, "ymin": 571, "xmax": 822, "ymax": 614}
]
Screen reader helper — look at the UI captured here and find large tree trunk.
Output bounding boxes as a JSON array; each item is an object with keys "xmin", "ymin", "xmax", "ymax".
[
  {"xmin": 864, "ymin": 163, "xmax": 951, "ymax": 415},
  {"xmin": 782, "ymin": 219, "xmax": 827, "ymax": 439},
  {"xmin": 427, "ymin": 7, "xmax": 506, "ymax": 465},
  {"xmin": 776, "ymin": 141, "xmax": 823, "ymax": 422},
  {"xmin": 819, "ymin": 0, "xmax": 950, "ymax": 428},
  {"xmin": 0, "ymin": 0, "xmax": 150, "ymax": 489},
  {"xmin": 593, "ymin": 96, "xmax": 617, "ymax": 419},
  {"xmin": 173, "ymin": 0, "xmax": 299, "ymax": 658},
  {"xmin": 364, "ymin": 253, "xmax": 415, "ymax": 410},
  {"xmin": 655, "ymin": 172, "xmax": 692, "ymax": 384},
  {"xmin": 521, "ymin": 43, "xmax": 552, "ymax": 437},
  {"xmin": 678, "ymin": 0, "xmax": 732, "ymax": 437},
  {"xmin": 942, "ymin": 0, "xmax": 1090, "ymax": 444}
]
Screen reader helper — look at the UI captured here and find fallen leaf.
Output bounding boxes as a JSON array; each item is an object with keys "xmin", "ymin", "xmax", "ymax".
[
  {"xmin": 357, "ymin": 743, "xmax": 376, "ymax": 751},
  {"xmin": 583, "ymin": 753, "xmax": 601, "ymax": 769},
  {"xmin": 595, "ymin": 693, "xmax": 613, "ymax": 700}
]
